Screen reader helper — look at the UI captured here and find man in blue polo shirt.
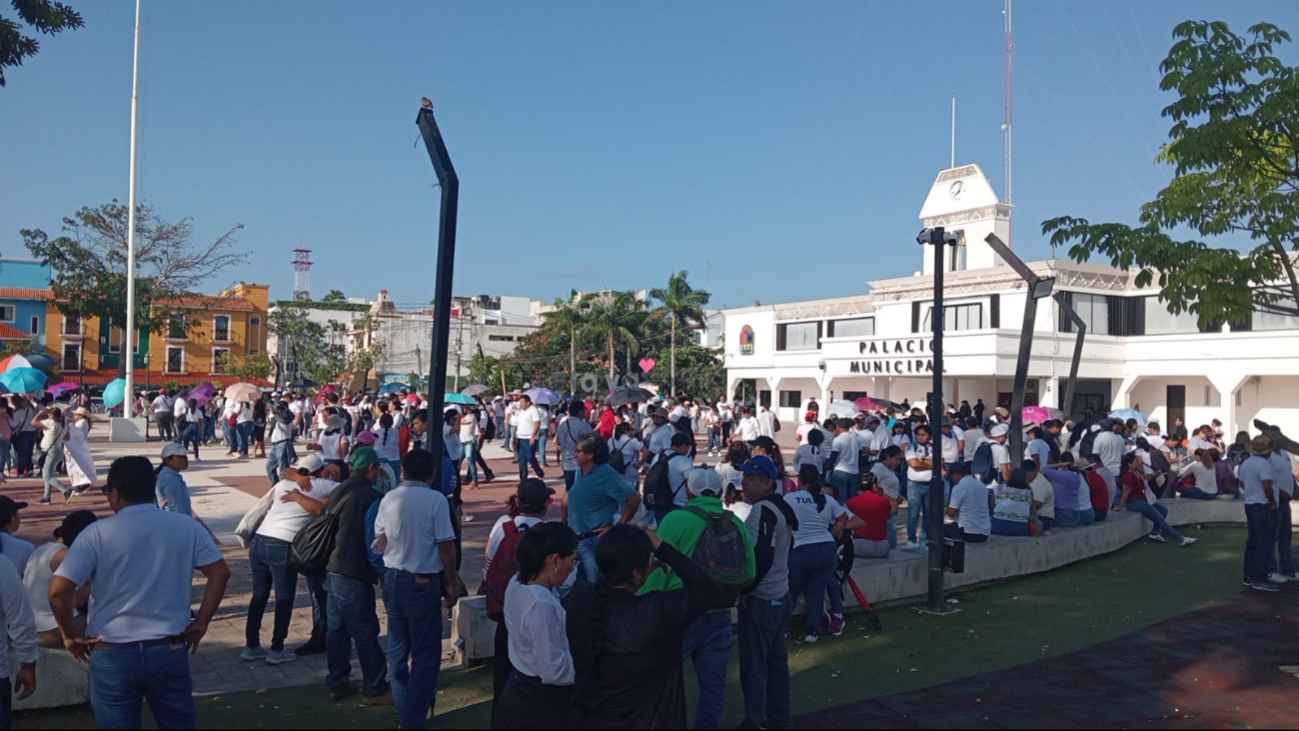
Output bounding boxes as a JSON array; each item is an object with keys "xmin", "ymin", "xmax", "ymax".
[
  {"xmin": 49, "ymin": 456, "xmax": 231, "ymax": 729},
  {"xmin": 563, "ymin": 433, "xmax": 641, "ymax": 583}
]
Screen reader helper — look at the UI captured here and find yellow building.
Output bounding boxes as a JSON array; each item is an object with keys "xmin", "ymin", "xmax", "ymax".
[{"xmin": 45, "ymin": 283, "xmax": 271, "ymax": 388}]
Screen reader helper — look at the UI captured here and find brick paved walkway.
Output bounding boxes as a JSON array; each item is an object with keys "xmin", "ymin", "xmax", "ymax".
[{"xmin": 795, "ymin": 587, "xmax": 1299, "ymax": 729}]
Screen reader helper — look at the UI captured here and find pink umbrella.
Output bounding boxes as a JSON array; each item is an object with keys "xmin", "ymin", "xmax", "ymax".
[
  {"xmin": 1022, "ymin": 406, "xmax": 1058, "ymax": 425},
  {"xmin": 404, "ymin": 393, "xmax": 419, "ymax": 405},
  {"xmin": 314, "ymin": 384, "xmax": 338, "ymax": 405},
  {"xmin": 188, "ymin": 382, "xmax": 217, "ymax": 408},
  {"xmin": 48, "ymin": 381, "xmax": 82, "ymax": 396}
]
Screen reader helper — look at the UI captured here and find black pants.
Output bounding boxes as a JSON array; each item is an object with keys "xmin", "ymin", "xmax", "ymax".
[
  {"xmin": 475, "ymin": 447, "xmax": 493, "ymax": 479},
  {"xmin": 944, "ymin": 523, "xmax": 989, "ymax": 543},
  {"xmin": 0, "ymin": 676, "xmax": 11, "ymax": 730},
  {"xmin": 1093, "ymin": 506, "xmax": 1109, "ymax": 522},
  {"xmin": 492, "ymin": 669, "xmax": 572, "ymax": 730},
  {"xmin": 491, "ymin": 622, "xmax": 513, "ymax": 727}
]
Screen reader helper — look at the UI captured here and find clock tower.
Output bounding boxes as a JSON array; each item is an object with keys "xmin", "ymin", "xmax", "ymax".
[{"xmin": 917, "ymin": 163, "xmax": 1011, "ymax": 275}]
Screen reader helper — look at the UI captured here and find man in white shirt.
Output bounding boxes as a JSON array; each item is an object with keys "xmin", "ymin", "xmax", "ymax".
[
  {"xmin": 171, "ymin": 394, "xmax": 188, "ymax": 445},
  {"xmin": 642, "ymin": 407, "xmax": 675, "ymax": 466},
  {"xmin": 504, "ymin": 398, "xmax": 520, "ymax": 453},
  {"xmin": 151, "ymin": 391, "xmax": 174, "ymax": 442},
  {"xmin": 1240, "ymin": 436, "xmax": 1280, "ymax": 591},
  {"xmin": 961, "ymin": 417, "xmax": 986, "ymax": 467},
  {"xmin": 537, "ymin": 403, "xmax": 552, "ymax": 468},
  {"xmin": 756, "ymin": 405, "xmax": 779, "ymax": 440},
  {"xmin": 939, "ymin": 418, "xmax": 964, "ymax": 470},
  {"xmin": 1092, "ymin": 419, "xmax": 1128, "ymax": 491},
  {"xmin": 850, "ymin": 417, "xmax": 874, "ymax": 463},
  {"xmin": 266, "ymin": 398, "xmax": 295, "ymax": 486},
  {"xmin": 946, "ymin": 462, "xmax": 990, "ymax": 543},
  {"xmin": 372, "ymin": 449, "xmax": 459, "ymax": 729},
  {"xmin": 513, "ymin": 395, "xmax": 545, "ymax": 480},
  {"xmin": 50, "ymin": 456, "xmax": 231, "ymax": 729},
  {"xmin": 985, "ymin": 424, "xmax": 1012, "ymax": 486},
  {"xmin": 718, "ymin": 400, "xmax": 734, "ymax": 442},
  {"xmin": 738, "ymin": 408, "xmax": 761, "ymax": 443}
]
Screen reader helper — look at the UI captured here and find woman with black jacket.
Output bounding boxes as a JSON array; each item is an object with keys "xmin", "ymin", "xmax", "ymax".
[{"xmin": 565, "ymin": 523, "xmax": 722, "ymax": 729}]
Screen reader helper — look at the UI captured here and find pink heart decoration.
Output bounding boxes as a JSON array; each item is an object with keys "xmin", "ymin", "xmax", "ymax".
[{"xmin": 638, "ymin": 358, "xmax": 656, "ymax": 373}]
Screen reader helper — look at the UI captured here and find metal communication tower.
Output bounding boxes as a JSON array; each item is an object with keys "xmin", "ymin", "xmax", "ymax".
[{"xmin": 293, "ymin": 247, "xmax": 313, "ymax": 301}]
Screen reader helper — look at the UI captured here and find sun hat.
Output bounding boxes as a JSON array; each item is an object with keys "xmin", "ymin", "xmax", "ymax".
[
  {"xmin": 354, "ymin": 430, "xmax": 377, "ymax": 445},
  {"xmin": 325, "ymin": 414, "xmax": 346, "ymax": 431},
  {"xmin": 1249, "ymin": 435, "xmax": 1273, "ymax": 455}
]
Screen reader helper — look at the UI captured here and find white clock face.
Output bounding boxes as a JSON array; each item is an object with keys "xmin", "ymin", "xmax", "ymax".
[{"xmin": 948, "ymin": 180, "xmax": 964, "ymax": 199}]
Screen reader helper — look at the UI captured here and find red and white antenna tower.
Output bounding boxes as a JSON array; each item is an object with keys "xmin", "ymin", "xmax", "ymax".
[
  {"xmin": 1003, "ymin": 0, "xmax": 1014, "ymax": 245},
  {"xmin": 293, "ymin": 246, "xmax": 313, "ymax": 300}
]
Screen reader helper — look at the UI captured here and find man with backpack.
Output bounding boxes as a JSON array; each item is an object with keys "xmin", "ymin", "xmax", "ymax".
[
  {"xmin": 640, "ymin": 466, "xmax": 755, "ymax": 730},
  {"xmin": 643, "ymin": 432, "xmax": 694, "ymax": 527},
  {"xmin": 971, "ymin": 423, "xmax": 1012, "ymax": 487}
]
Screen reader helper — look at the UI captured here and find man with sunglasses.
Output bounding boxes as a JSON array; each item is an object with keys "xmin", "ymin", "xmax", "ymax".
[{"xmin": 48, "ymin": 456, "xmax": 231, "ymax": 729}]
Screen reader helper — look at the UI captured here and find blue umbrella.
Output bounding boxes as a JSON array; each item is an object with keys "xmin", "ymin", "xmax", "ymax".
[
  {"xmin": 1108, "ymin": 408, "xmax": 1148, "ymax": 427},
  {"xmin": 0, "ymin": 367, "xmax": 47, "ymax": 394},
  {"xmin": 379, "ymin": 382, "xmax": 405, "ymax": 394},
  {"xmin": 524, "ymin": 387, "xmax": 560, "ymax": 405},
  {"xmin": 444, "ymin": 392, "xmax": 476, "ymax": 405},
  {"xmin": 103, "ymin": 378, "xmax": 127, "ymax": 409}
]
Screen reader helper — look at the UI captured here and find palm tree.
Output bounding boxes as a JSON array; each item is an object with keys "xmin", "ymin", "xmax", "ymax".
[
  {"xmin": 581, "ymin": 292, "xmax": 646, "ymax": 380},
  {"xmin": 650, "ymin": 270, "xmax": 711, "ymax": 397},
  {"xmin": 542, "ymin": 299, "xmax": 584, "ymax": 395}
]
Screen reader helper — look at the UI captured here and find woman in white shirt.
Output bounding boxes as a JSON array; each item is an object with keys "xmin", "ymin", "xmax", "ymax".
[
  {"xmin": 460, "ymin": 409, "xmax": 480, "ymax": 488},
  {"xmin": 608, "ymin": 423, "xmax": 644, "ymax": 489},
  {"xmin": 495, "ymin": 521, "xmax": 579, "ymax": 730},
  {"xmin": 785, "ymin": 465, "xmax": 850, "ymax": 643},
  {"xmin": 24, "ymin": 510, "xmax": 96, "ymax": 647},
  {"xmin": 1178, "ymin": 449, "xmax": 1219, "ymax": 500},
  {"xmin": 371, "ymin": 413, "xmax": 402, "ymax": 479},
  {"xmin": 313, "ymin": 412, "xmax": 350, "ymax": 462},
  {"xmin": 792, "ymin": 429, "xmax": 828, "ymax": 479}
]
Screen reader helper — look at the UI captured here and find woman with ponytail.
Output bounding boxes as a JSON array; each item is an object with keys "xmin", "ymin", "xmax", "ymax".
[
  {"xmin": 372, "ymin": 413, "xmax": 402, "ymax": 479},
  {"xmin": 491, "ymin": 521, "xmax": 579, "ymax": 730},
  {"xmin": 566, "ymin": 523, "xmax": 722, "ymax": 729},
  {"xmin": 785, "ymin": 464, "xmax": 850, "ymax": 643}
]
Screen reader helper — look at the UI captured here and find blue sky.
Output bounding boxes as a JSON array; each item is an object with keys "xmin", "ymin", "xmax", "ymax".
[{"xmin": 2, "ymin": 1, "xmax": 1296, "ymax": 311}]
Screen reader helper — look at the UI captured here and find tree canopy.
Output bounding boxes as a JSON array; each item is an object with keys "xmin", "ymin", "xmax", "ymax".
[
  {"xmin": 0, "ymin": 0, "xmax": 83, "ymax": 87},
  {"xmin": 1043, "ymin": 20, "xmax": 1299, "ymax": 327}
]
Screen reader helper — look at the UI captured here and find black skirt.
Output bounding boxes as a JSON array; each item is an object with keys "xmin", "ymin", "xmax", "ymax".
[{"xmin": 491, "ymin": 669, "xmax": 572, "ymax": 731}]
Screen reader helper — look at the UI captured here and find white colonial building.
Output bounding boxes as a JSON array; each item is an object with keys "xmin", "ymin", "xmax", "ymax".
[{"xmin": 722, "ymin": 163, "xmax": 1299, "ymax": 441}]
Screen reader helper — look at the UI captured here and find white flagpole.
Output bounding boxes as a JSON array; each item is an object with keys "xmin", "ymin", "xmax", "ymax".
[{"xmin": 124, "ymin": 0, "xmax": 141, "ymax": 418}]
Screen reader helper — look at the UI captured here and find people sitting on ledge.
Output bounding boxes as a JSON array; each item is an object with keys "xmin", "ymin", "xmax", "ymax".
[
  {"xmin": 1176, "ymin": 449, "xmax": 1221, "ymax": 500},
  {"xmin": 944, "ymin": 462, "xmax": 990, "ymax": 544},
  {"xmin": 991, "ymin": 468, "xmax": 1033, "ymax": 537},
  {"xmin": 1116, "ymin": 452, "xmax": 1198, "ymax": 547},
  {"xmin": 1024, "ymin": 460, "xmax": 1054, "ymax": 536},
  {"xmin": 844, "ymin": 471, "xmax": 892, "ymax": 558},
  {"xmin": 1042, "ymin": 455, "xmax": 1093, "ymax": 528}
]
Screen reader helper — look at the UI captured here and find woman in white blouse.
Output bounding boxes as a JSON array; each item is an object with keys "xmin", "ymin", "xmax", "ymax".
[{"xmin": 493, "ymin": 521, "xmax": 579, "ymax": 730}]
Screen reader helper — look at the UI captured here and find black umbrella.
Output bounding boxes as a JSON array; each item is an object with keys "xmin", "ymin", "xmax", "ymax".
[{"xmin": 606, "ymin": 386, "xmax": 655, "ymax": 408}]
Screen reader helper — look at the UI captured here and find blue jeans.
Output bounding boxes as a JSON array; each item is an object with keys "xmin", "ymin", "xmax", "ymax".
[
  {"xmin": 246, "ymin": 535, "xmax": 297, "ymax": 651},
  {"xmin": 182, "ymin": 422, "xmax": 202, "ymax": 457},
  {"xmin": 384, "ymin": 572, "xmax": 443, "ymax": 729},
  {"xmin": 708, "ymin": 429, "xmax": 722, "ymax": 452},
  {"xmin": 1054, "ymin": 508, "xmax": 1081, "ymax": 528},
  {"xmin": 236, "ymin": 420, "xmax": 254, "ymax": 455},
  {"xmin": 906, "ymin": 480, "xmax": 929, "ymax": 543},
  {"xmin": 737, "ymin": 597, "xmax": 791, "ymax": 730},
  {"xmin": 991, "ymin": 517, "xmax": 1029, "ymax": 536},
  {"xmin": 89, "ymin": 643, "xmax": 196, "ymax": 730},
  {"xmin": 682, "ymin": 612, "xmax": 732, "ymax": 730},
  {"xmin": 325, "ymin": 572, "xmax": 389, "ymax": 698},
  {"xmin": 886, "ymin": 512, "xmax": 898, "ymax": 549},
  {"xmin": 266, "ymin": 440, "xmax": 290, "ymax": 485},
  {"xmin": 517, "ymin": 440, "xmax": 544, "ymax": 480},
  {"xmin": 1245, "ymin": 503, "xmax": 1279, "ymax": 582},
  {"xmin": 829, "ymin": 471, "xmax": 856, "ymax": 501},
  {"xmin": 1181, "ymin": 487, "xmax": 1218, "ymax": 500},
  {"xmin": 787, "ymin": 542, "xmax": 838, "ymax": 634},
  {"xmin": 1125, "ymin": 500, "xmax": 1182, "ymax": 541},
  {"xmin": 576, "ymin": 535, "xmax": 600, "ymax": 584},
  {"xmin": 203, "ymin": 414, "xmax": 216, "ymax": 443},
  {"xmin": 1265, "ymin": 498, "xmax": 1293, "ymax": 576},
  {"xmin": 307, "ymin": 573, "xmax": 328, "ymax": 645},
  {"xmin": 41, "ymin": 445, "xmax": 65, "ymax": 501},
  {"xmin": 537, "ymin": 430, "xmax": 549, "ymax": 466},
  {"xmin": 463, "ymin": 442, "xmax": 478, "ymax": 483}
]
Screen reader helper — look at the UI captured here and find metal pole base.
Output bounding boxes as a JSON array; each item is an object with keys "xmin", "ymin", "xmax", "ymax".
[{"xmin": 915, "ymin": 604, "xmax": 962, "ymax": 616}]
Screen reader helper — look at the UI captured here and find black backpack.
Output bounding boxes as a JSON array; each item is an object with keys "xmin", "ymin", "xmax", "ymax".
[
  {"xmin": 643, "ymin": 452, "xmax": 689, "ymax": 512},
  {"xmin": 290, "ymin": 489, "xmax": 351, "ymax": 577},
  {"xmin": 684, "ymin": 506, "xmax": 749, "ymax": 608},
  {"xmin": 1079, "ymin": 429, "xmax": 1099, "ymax": 460},
  {"xmin": 607, "ymin": 437, "xmax": 629, "ymax": 474},
  {"xmin": 971, "ymin": 442, "xmax": 999, "ymax": 485}
]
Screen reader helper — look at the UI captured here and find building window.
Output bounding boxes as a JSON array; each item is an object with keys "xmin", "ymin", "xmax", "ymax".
[
  {"xmin": 1253, "ymin": 295, "xmax": 1299, "ymax": 331},
  {"xmin": 29, "ymin": 316, "xmax": 38, "ymax": 335},
  {"xmin": 1066, "ymin": 294, "xmax": 1109, "ymax": 335},
  {"xmin": 776, "ymin": 322, "xmax": 820, "ymax": 351},
  {"xmin": 488, "ymin": 334, "xmax": 515, "ymax": 342},
  {"xmin": 828, "ymin": 317, "xmax": 874, "ymax": 338},
  {"xmin": 167, "ymin": 313, "xmax": 187, "ymax": 340},
  {"xmin": 166, "ymin": 346, "xmax": 184, "ymax": 374},
  {"xmin": 778, "ymin": 390, "xmax": 802, "ymax": 408},
  {"xmin": 212, "ymin": 347, "xmax": 231, "ymax": 373},
  {"xmin": 213, "ymin": 315, "xmax": 231, "ymax": 342},
  {"xmin": 61, "ymin": 343, "xmax": 81, "ymax": 372},
  {"xmin": 109, "ymin": 326, "xmax": 121, "ymax": 353},
  {"xmin": 1143, "ymin": 297, "xmax": 1200, "ymax": 335},
  {"xmin": 63, "ymin": 314, "xmax": 81, "ymax": 336},
  {"xmin": 248, "ymin": 316, "xmax": 261, "ymax": 354},
  {"xmin": 922, "ymin": 303, "xmax": 984, "ymax": 332},
  {"xmin": 0, "ymin": 306, "xmax": 13, "ymax": 323}
]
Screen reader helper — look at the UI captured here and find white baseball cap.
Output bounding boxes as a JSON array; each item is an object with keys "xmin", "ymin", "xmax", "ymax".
[
  {"xmin": 295, "ymin": 454, "xmax": 326, "ymax": 475},
  {"xmin": 161, "ymin": 443, "xmax": 189, "ymax": 460},
  {"xmin": 686, "ymin": 466, "xmax": 723, "ymax": 497},
  {"xmin": 990, "ymin": 424, "xmax": 1010, "ymax": 437}
]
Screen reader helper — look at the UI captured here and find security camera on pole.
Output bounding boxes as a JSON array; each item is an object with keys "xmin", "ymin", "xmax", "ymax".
[{"xmin": 916, "ymin": 226, "xmax": 961, "ymax": 614}]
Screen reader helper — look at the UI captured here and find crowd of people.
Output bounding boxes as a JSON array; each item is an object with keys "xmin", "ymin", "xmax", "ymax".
[{"xmin": 0, "ymin": 380, "xmax": 1296, "ymax": 730}]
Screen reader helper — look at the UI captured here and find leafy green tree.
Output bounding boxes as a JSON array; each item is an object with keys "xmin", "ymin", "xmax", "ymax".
[
  {"xmin": 580, "ymin": 292, "xmax": 646, "ymax": 379},
  {"xmin": 267, "ymin": 305, "xmax": 347, "ymax": 387},
  {"xmin": 650, "ymin": 270, "xmax": 710, "ymax": 397},
  {"xmin": 214, "ymin": 352, "xmax": 273, "ymax": 382},
  {"xmin": 1043, "ymin": 20, "xmax": 1299, "ymax": 327},
  {"xmin": 0, "ymin": 0, "xmax": 83, "ymax": 87},
  {"xmin": 320, "ymin": 289, "xmax": 347, "ymax": 303},
  {"xmin": 22, "ymin": 201, "xmax": 248, "ymax": 373}
]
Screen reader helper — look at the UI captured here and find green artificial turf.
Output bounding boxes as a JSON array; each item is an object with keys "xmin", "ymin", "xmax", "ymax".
[{"xmin": 19, "ymin": 525, "xmax": 1249, "ymax": 729}]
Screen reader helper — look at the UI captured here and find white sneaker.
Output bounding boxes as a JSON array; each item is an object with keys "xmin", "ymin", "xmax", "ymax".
[
  {"xmin": 802, "ymin": 632, "xmax": 819, "ymax": 644},
  {"xmin": 240, "ymin": 646, "xmax": 268, "ymax": 662},
  {"xmin": 1268, "ymin": 572, "xmax": 1291, "ymax": 583},
  {"xmin": 1146, "ymin": 532, "xmax": 1167, "ymax": 543},
  {"xmin": 266, "ymin": 649, "xmax": 297, "ymax": 665},
  {"xmin": 1178, "ymin": 536, "xmax": 1198, "ymax": 547}
]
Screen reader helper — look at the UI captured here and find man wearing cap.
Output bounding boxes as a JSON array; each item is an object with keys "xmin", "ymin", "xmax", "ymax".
[
  {"xmin": 49, "ymin": 456, "xmax": 231, "ymax": 729},
  {"xmin": 266, "ymin": 394, "xmax": 295, "ymax": 487},
  {"xmin": 156, "ymin": 444, "xmax": 193, "ymax": 517},
  {"xmin": 735, "ymin": 455, "xmax": 796, "ymax": 731},
  {"xmin": 320, "ymin": 446, "xmax": 391, "ymax": 704},
  {"xmin": 0, "ymin": 496, "xmax": 34, "ymax": 576},
  {"xmin": 945, "ymin": 462, "xmax": 990, "ymax": 543},
  {"xmin": 640, "ymin": 465, "xmax": 755, "ymax": 730},
  {"xmin": 986, "ymin": 424, "xmax": 1013, "ymax": 485},
  {"xmin": 372, "ymin": 448, "xmax": 459, "ymax": 729},
  {"xmin": 1239, "ymin": 436, "xmax": 1281, "ymax": 590},
  {"xmin": 563, "ymin": 433, "xmax": 640, "ymax": 583}
]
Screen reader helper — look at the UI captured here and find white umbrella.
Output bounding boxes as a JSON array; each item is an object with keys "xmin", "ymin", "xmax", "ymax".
[
  {"xmin": 461, "ymin": 384, "xmax": 490, "ymax": 397},
  {"xmin": 826, "ymin": 399, "xmax": 860, "ymax": 419},
  {"xmin": 224, "ymin": 382, "xmax": 263, "ymax": 403},
  {"xmin": 3, "ymin": 355, "xmax": 31, "ymax": 372}
]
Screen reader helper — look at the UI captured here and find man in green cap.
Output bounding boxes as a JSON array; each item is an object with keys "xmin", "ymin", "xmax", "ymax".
[{"xmin": 318, "ymin": 445, "xmax": 391, "ymax": 704}]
